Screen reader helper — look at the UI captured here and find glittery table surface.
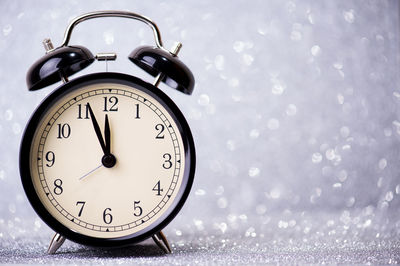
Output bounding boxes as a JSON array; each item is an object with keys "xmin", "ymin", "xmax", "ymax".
[
  {"xmin": 1, "ymin": 0, "xmax": 400, "ymax": 264},
  {"xmin": 1, "ymin": 211, "xmax": 400, "ymax": 264}
]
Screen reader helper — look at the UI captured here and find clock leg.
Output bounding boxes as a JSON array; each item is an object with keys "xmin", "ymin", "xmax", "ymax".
[
  {"xmin": 152, "ymin": 231, "xmax": 172, "ymax": 254},
  {"xmin": 47, "ymin": 233, "xmax": 66, "ymax": 254}
]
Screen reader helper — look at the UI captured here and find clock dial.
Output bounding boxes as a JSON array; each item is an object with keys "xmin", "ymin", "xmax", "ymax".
[{"xmin": 28, "ymin": 80, "xmax": 187, "ymax": 239}]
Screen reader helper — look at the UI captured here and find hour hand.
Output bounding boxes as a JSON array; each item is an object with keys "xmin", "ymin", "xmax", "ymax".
[{"xmin": 104, "ymin": 114, "xmax": 110, "ymax": 154}]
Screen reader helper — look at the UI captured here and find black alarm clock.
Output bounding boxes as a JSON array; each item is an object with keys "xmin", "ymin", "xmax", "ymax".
[{"xmin": 19, "ymin": 10, "xmax": 195, "ymax": 254}]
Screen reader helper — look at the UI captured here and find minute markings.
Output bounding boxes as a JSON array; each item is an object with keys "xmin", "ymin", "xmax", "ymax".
[{"xmin": 37, "ymin": 88, "xmax": 182, "ymax": 232}]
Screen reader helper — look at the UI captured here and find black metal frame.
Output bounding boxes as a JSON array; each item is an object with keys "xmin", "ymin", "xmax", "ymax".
[{"xmin": 19, "ymin": 72, "xmax": 195, "ymax": 247}]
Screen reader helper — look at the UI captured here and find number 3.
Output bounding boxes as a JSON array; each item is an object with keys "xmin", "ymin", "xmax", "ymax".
[{"xmin": 162, "ymin": 153, "xmax": 172, "ymax": 169}]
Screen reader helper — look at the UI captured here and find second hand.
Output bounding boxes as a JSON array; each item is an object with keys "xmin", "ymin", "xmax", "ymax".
[{"xmin": 79, "ymin": 164, "xmax": 103, "ymax": 180}]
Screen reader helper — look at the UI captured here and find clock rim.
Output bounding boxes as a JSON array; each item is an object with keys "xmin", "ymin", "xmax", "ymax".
[{"xmin": 19, "ymin": 72, "xmax": 196, "ymax": 247}]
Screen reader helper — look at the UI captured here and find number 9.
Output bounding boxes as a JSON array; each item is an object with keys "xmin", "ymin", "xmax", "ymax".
[{"xmin": 45, "ymin": 151, "xmax": 55, "ymax": 167}]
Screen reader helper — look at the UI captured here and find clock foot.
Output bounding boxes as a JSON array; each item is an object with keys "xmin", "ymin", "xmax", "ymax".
[
  {"xmin": 47, "ymin": 233, "xmax": 66, "ymax": 254},
  {"xmin": 152, "ymin": 231, "xmax": 172, "ymax": 254}
]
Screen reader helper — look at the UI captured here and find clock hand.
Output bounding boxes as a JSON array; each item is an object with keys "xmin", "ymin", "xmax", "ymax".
[
  {"xmin": 87, "ymin": 103, "xmax": 107, "ymax": 155},
  {"xmin": 78, "ymin": 164, "xmax": 103, "ymax": 180},
  {"xmin": 104, "ymin": 114, "xmax": 110, "ymax": 154}
]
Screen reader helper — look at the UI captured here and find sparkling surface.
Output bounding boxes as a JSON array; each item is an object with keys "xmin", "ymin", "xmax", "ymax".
[{"xmin": 1, "ymin": 0, "xmax": 400, "ymax": 264}]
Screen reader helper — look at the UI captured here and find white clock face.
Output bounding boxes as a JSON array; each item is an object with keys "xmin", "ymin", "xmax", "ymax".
[{"xmin": 29, "ymin": 82, "xmax": 186, "ymax": 238}]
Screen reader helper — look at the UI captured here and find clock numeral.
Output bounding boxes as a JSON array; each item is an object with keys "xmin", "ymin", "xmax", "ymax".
[
  {"xmin": 57, "ymin": 123, "xmax": 71, "ymax": 139},
  {"xmin": 45, "ymin": 151, "xmax": 55, "ymax": 167},
  {"xmin": 103, "ymin": 96, "xmax": 119, "ymax": 112},
  {"xmin": 53, "ymin": 179, "xmax": 63, "ymax": 195},
  {"xmin": 162, "ymin": 153, "xmax": 172, "ymax": 169},
  {"xmin": 76, "ymin": 201, "xmax": 86, "ymax": 217},
  {"xmin": 103, "ymin": 208, "xmax": 113, "ymax": 224},
  {"xmin": 152, "ymin": 180, "xmax": 163, "ymax": 196},
  {"xmin": 77, "ymin": 103, "xmax": 89, "ymax": 119},
  {"xmin": 133, "ymin": 201, "xmax": 143, "ymax": 217},
  {"xmin": 155, "ymin": 124, "xmax": 165, "ymax": 139},
  {"xmin": 134, "ymin": 103, "xmax": 140, "ymax": 119}
]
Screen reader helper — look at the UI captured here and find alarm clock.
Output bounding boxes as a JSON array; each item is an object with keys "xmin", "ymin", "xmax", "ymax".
[{"xmin": 19, "ymin": 11, "xmax": 195, "ymax": 254}]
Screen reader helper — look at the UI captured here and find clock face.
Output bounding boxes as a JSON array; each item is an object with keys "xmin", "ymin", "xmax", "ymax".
[{"xmin": 20, "ymin": 73, "xmax": 195, "ymax": 245}]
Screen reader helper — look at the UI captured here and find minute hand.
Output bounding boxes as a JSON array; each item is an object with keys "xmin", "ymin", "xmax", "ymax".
[{"xmin": 87, "ymin": 103, "xmax": 107, "ymax": 155}]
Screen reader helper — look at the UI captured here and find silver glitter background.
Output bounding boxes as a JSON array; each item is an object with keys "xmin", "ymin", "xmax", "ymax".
[{"xmin": 1, "ymin": 0, "xmax": 400, "ymax": 264}]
